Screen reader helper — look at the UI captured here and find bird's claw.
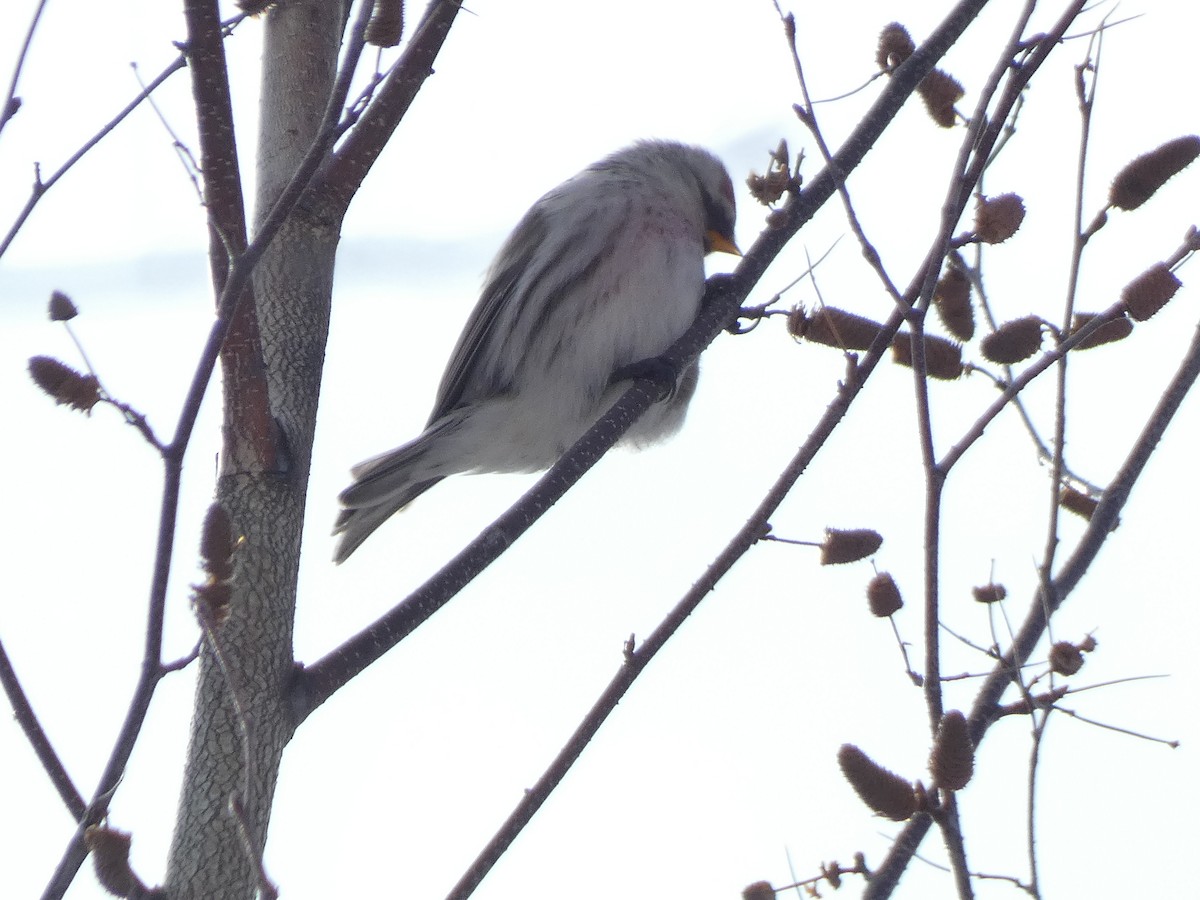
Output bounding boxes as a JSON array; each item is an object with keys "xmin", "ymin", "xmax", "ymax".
[{"xmin": 609, "ymin": 355, "xmax": 680, "ymax": 400}]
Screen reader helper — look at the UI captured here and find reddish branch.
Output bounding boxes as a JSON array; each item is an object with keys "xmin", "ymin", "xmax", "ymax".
[
  {"xmin": 181, "ymin": 0, "xmax": 278, "ymax": 473},
  {"xmin": 321, "ymin": 0, "xmax": 465, "ymax": 214}
]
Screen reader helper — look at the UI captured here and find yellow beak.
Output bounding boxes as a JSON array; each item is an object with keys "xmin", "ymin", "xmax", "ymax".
[{"xmin": 705, "ymin": 229, "xmax": 742, "ymax": 257}]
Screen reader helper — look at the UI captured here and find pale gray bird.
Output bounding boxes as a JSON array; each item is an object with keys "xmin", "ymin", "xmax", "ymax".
[{"xmin": 334, "ymin": 140, "xmax": 739, "ymax": 562}]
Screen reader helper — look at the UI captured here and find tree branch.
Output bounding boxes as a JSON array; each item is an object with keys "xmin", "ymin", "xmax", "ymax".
[
  {"xmin": 36, "ymin": 4, "xmax": 387, "ymax": 895},
  {"xmin": 292, "ymin": 0, "xmax": 998, "ymax": 763},
  {"xmin": 0, "ymin": 53, "xmax": 189, "ymax": 259},
  {"xmin": 321, "ymin": 0, "xmax": 466, "ymax": 214},
  {"xmin": 180, "ymin": 0, "xmax": 279, "ymax": 473},
  {"xmin": 866, "ymin": 268, "xmax": 1200, "ymax": 900},
  {"xmin": 1, "ymin": 0, "xmax": 48, "ymax": 139},
  {"xmin": 0, "ymin": 638, "xmax": 85, "ymax": 821}
]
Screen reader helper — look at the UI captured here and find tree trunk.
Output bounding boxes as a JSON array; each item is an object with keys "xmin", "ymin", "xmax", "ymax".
[{"xmin": 164, "ymin": 2, "xmax": 344, "ymax": 895}]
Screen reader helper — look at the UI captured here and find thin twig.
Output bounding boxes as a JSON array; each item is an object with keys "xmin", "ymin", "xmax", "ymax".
[
  {"xmin": 1039, "ymin": 18, "xmax": 1106, "ymax": 610},
  {"xmin": 910, "ymin": 13, "xmax": 1041, "ymax": 825},
  {"xmin": 1, "ymin": 54, "xmax": 189, "ymax": 259},
  {"xmin": 321, "ymin": 0, "xmax": 467, "ymax": 212},
  {"xmin": 1052, "ymin": 705, "xmax": 1180, "ymax": 747},
  {"xmin": 872, "ymin": 289, "xmax": 1200, "ymax": 899},
  {"xmin": 864, "ymin": 4, "xmax": 1091, "ymax": 895},
  {"xmin": 781, "ymin": 11, "xmax": 904, "ymax": 309},
  {"xmin": 889, "ymin": 615, "xmax": 922, "ymax": 686},
  {"xmin": 907, "ymin": 847, "xmax": 1036, "ymax": 897},
  {"xmin": 130, "ymin": 62, "xmax": 205, "ymax": 205},
  {"xmin": 938, "ymin": 211, "xmax": 1200, "ymax": 474},
  {"xmin": 58, "ymin": 319, "xmax": 166, "ymax": 451},
  {"xmin": 940, "ymin": 303, "xmax": 1127, "ymax": 473},
  {"xmin": 161, "ymin": 640, "xmax": 202, "ymax": 673},
  {"xmin": 1, "ymin": 0, "xmax": 49, "ymax": 138},
  {"xmin": 964, "ymin": 360, "xmax": 1107, "ymax": 494},
  {"xmin": 1025, "ymin": 711, "xmax": 1049, "ymax": 897},
  {"xmin": 0, "ymin": 638, "xmax": 86, "ymax": 820}
]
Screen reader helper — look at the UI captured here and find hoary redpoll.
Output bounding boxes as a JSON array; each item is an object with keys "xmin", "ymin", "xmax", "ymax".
[{"xmin": 334, "ymin": 140, "xmax": 739, "ymax": 562}]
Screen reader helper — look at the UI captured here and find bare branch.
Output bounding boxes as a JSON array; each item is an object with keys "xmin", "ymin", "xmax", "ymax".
[
  {"xmin": 0, "ymin": 638, "xmax": 86, "ymax": 821},
  {"xmin": 866, "ymin": 303, "xmax": 1200, "ymax": 899},
  {"xmin": 296, "ymin": 0, "xmax": 992, "ymax": 722},
  {"xmin": 0, "ymin": 0, "xmax": 48, "ymax": 140},
  {"xmin": 864, "ymin": 2, "xmax": 1093, "ymax": 894},
  {"xmin": 36, "ymin": 2, "xmax": 388, "ymax": 892},
  {"xmin": 0, "ymin": 55, "xmax": 188, "ymax": 259},
  {"xmin": 180, "ymin": 0, "xmax": 279, "ymax": 473},
  {"xmin": 321, "ymin": 0, "xmax": 467, "ymax": 213}
]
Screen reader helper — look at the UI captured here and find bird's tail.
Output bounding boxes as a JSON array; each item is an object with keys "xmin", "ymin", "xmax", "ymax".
[
  {"xmin": 332, "ymin": 475, "xmax": 442, "ymax": 564},
  {"xmin": 332, "ymin": 435, "xmax": 447, "ymax": 563}
]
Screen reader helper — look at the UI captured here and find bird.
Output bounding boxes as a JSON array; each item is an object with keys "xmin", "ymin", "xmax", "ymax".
[{"xmin": 333, "ymin": 140, "xmax": 740, "ymax": 563}]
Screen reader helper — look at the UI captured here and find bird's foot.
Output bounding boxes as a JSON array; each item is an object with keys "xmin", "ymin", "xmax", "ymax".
[{"xmin": 610, "ymin": 355, "xmax": 679, "ymax": 400}]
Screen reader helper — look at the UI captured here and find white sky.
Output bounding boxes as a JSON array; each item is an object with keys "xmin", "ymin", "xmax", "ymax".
[{"xmin": 3, "ymin": 2, "xmax": 1199, "ymax": 899}]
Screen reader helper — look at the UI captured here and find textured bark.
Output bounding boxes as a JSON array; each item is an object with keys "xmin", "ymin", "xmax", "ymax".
[
  {"xmin": 164, "ymin": 2, "xmax": 344, "ymax": 896},
  {"xmin": 163, "ymin": 478, "xmax": 303, "ymax": 898}
]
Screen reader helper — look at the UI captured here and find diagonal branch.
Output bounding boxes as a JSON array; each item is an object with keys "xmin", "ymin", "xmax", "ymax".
[
  {"xmin": 0, "ymin": 638, "xmax": 85, "ymax": 821},
  {"xmin": 0, "ymin": 54, "xmax": 188, "ymax": 259},
  {"xmin": 972, "ymin": 316, "xmax": 1200, "ymax": 735},
  {"xmin": 292, "ymin": 0, "xmax": 998, "ymax": 728},
  {"xmin": 865, "ymin": 217, "xmax": 1200, "ymax": 900},
  {"xmin": 442, "ymin": 251, "xmax": 905, "ymax": 900},
  {"xmin": 1, "ymin": 0, "xmax": 48, "ymax": 139},
  {"xmin": 321, "ymin": 0, "xmax": 466, "ymax": 214}
]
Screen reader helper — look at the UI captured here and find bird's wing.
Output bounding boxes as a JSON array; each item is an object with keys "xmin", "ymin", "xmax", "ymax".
[
  {"xmin": 427, "ymin": 167, "xmax": 637, "ymax": 424},
  {"xmin": 426, "ymin": 206, "xmax": 551, "ymax": 425}
]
